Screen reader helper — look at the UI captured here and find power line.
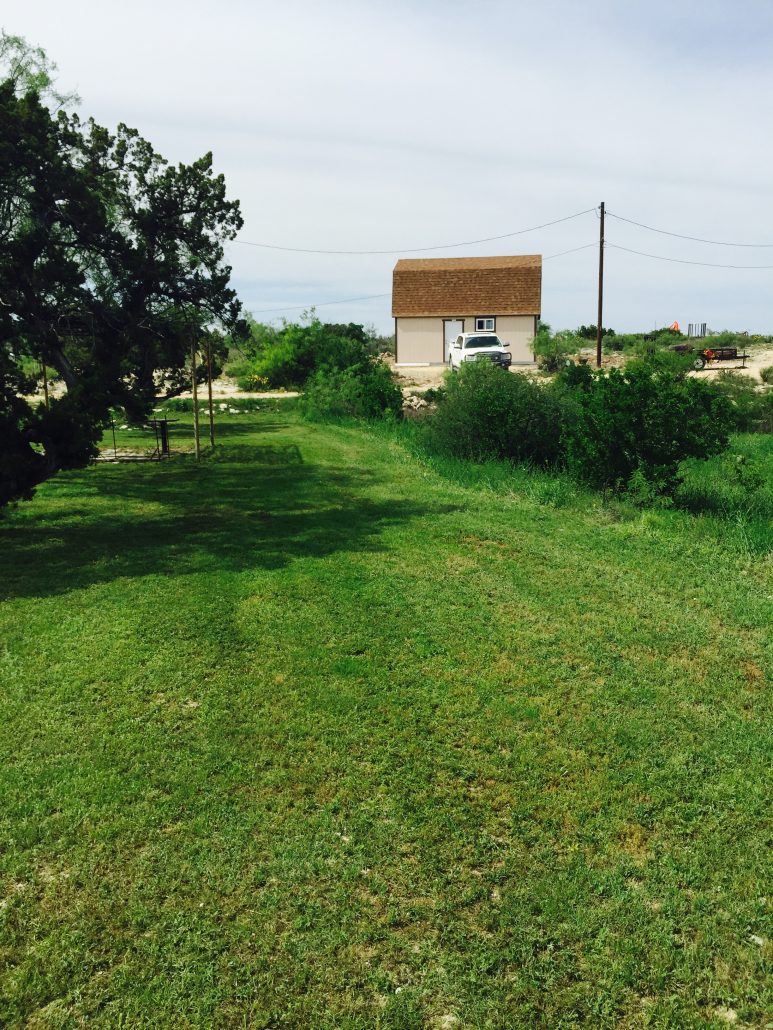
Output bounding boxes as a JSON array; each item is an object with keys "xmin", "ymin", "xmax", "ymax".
[
  {"xmin": 231, "ymin": 208, "xmax": 596, "ymax": 255},
  {"xmin": 607, "ymin": 242, "xmax": 773, "ymax": 269},
  {"xmin": 249, "ymin": 292, "xmax": 390, "ymax": 315},
  {"xmin": 544, "ymin": 241, "xmax": 597, "ymax": 260},
  {"xmin": 607, "ymin": 211, "xmax": 773, "ymax": 248},
  {"xmin": 247, "ymin": 244, "xmax": 596, "ymax": 317}
]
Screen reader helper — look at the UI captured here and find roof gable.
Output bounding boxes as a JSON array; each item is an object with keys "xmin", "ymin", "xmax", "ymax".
[{"xmin": 392, "ymin": 255, "xmax": 542, "ymax": 317}]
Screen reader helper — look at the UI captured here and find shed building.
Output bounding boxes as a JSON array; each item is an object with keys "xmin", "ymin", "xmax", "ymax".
[{"xmin": 392, "ymin": 254, "xmax": 542, "ymax": 365}]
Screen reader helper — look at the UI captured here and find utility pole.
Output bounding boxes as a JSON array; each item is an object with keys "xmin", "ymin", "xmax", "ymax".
[
  {"xmin": 191, "ymin": 334, "xmax": 201, "ymax": 461},
  {"xmin": 205, "ymin": 338, "xmax": 215, "ymax": 448},
  {"xmin": 596, "ymin": 201, "xmax": 605, "ymax": 368}
]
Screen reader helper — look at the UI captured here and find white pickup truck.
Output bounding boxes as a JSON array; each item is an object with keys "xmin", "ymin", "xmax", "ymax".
[{"xmin": 449, "ymin": 333, "xmax": 512, "ymax": 371}]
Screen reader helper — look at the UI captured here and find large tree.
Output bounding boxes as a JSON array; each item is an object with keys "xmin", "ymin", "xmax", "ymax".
[{"xmin": 0, "ymin": 38, "xmax": 244, "ymax": 506}]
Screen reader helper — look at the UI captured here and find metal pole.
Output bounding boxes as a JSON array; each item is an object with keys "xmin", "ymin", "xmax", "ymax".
[
  {"xmin": 191, "ymin": 335, "xmax": 201, "ymax": 461},
  {"xmin": 205, "ymin": 338, "xmax": 215, "ymax": 448},
  {"xmin": 596, "ymin": 201, "xmax": 605, "ymax": 369},
  {"xmin": 111, "ymin": 416, "xmax": 118, "ymax": 459},
  {"xmin": 41, "ymin": 362, "xmax": 49, "ymax": 409},
  {"xmin": 160, "ymin": 418, "xmax": 170, "ymax": 457}
]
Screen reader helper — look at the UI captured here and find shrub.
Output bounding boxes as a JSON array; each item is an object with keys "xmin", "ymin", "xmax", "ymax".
[
  {"xmin": 419, "ymin": 385, "xmax": 446, "ymax": 404},
  {"xmin": 557, "ymin": 362, "xmax": 597, "ymax": 391},
  {"xmin": 759, "ymin": 365, "xmax": 773, "ymax": 386},
  {"xmin": 301, "ymin": 360, "xmax": 402, "ymax": 421},
  {"xmin": 561, "ymin": 363, "xmax": 733, "ymax": 496},
  {"xmin": 363, "ymin": 323, "xmax": 396, "ymax": 357},
  {"xmin": 162, "ymin": 397, "xmax": 196, "ymax": 413},
  {"xmin": 241, "ymin": 319, "xmax": 378, "ymax": 389},
  {"xmin": 701, "ymin": 331, "xmax": 752, "ymax": 348},
  {"xmin": 424, "ymin": 361, "xmax": 564, "ymax": 466},
  {"xmin": 532, "ymin": 323, "xmax": 582, "ymax": 372},
  {"xmin": 707, "ymin": 372, "xmax": 772, "ymax": 433},
  {"xmin": 631, "ymin": 346, "xmax": 696, "ymax": 376},
  {"xmin": 576, "ymin": 324, "xmax": 615, "ymax": 340},
  {"xmin": 606, "ymin": 337, "xmax": 643, "ymax": 358}
]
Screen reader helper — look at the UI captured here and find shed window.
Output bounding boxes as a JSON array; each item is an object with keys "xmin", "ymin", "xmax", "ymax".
[{"xmin": 475, "ymin": 317, "xmax": 496, "ymax": 331}]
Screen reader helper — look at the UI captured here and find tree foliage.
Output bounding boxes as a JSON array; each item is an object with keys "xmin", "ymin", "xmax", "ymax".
[
  {"xmin": 235, "ymin": 318, "xmax": 385, "ymax": 390},
  {"xmin": 0, "ymin": 38, "xmax": 244, "ymax": 506},
  {"xmin": 575, "ymin": 324, "xmax": 615, "ymax": 340},
  {"xmin": 0, "ymin": 30, "xmax": 79, "ymax": 107}
]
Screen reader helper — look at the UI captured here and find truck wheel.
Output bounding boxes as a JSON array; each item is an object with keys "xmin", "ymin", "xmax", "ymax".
[{"xmin": 693, "ymin": 355, "xmax": 707, "ymax": 370}]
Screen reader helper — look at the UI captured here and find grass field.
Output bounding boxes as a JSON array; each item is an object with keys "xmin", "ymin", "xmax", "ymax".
[{"xmin": 1, "ymin": 404, "xmax": 771, "ymax": 1028}]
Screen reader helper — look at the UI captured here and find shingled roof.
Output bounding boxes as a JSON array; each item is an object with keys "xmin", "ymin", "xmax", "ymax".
[{"xmin": 392, "ymin": 255, "xmax": 542, "ymax": 318}]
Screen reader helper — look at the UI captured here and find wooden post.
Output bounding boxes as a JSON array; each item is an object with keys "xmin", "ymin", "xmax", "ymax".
[
  {"xmin": 41, "ymin": 362, "xmax": 49, "ymax": 409},
  {"xmin": 596, "ymin": 201, "xmax": 605, "ymax": 369},
  {"xmin": 191, "ymin": 335, "xmax": 201, "ymax": 461},
  {"xmin": 205, "ymin": 338, "xmax": 215, "ymax": 448}
]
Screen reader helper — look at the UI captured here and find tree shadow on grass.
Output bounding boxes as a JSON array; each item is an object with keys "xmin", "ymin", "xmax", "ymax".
[
  {"xmin": 110, "ymin": 420, "xmax": 289, "ymax": 446},
  {"xmin": 185, "ymin": 420, "xmax": 291, "ymax": 440},
  {"xmin": 1, "ymin": 446, "xmax": 461, "ymax": 600},
  {"xmin": 206, "ymin": 444, "xmax": 304, "ymax": 465}
]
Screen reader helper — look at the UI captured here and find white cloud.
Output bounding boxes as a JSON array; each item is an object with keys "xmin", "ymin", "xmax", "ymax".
[{"xmin": 4, "ymin": 0, "xmax": 773, "ymax": 331}]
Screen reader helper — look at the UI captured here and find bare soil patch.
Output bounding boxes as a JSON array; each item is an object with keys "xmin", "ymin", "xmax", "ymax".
[{"xmin": 176, "ymin": 377, "xmax": 300, "ymax": 400}]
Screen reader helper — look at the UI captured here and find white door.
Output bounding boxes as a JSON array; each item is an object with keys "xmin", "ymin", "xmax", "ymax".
[{"xmin": 444, "ymin": 320, "xmax": 463, "ymax": 362}]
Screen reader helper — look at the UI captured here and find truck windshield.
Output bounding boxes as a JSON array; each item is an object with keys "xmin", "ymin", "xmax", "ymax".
[{"xmin": 465, "ymin": 336, "xmax": 499, "ymax": 349}]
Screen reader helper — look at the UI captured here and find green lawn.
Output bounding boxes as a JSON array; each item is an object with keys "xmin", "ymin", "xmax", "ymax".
[{"xmin": 1, "ymin": 405, "xmax": 771, "ymax": 1028}]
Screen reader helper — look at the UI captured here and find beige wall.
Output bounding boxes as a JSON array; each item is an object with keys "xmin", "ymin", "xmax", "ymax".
[
  {"xmin": 396, "ymin": 314, "xmax": 537, "ymax": 364},
  {"xmin": 495, "ymin": 315, "xmax": 537, "ymax": 363},
  {"xmin": 396, "ymin": 317, "xmax": 444, "ymax": 363}
]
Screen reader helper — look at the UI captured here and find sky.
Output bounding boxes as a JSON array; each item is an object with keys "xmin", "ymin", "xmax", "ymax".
[{"xmin": 4, "ymin": 0, "xmax": 773, "ymax": 333}]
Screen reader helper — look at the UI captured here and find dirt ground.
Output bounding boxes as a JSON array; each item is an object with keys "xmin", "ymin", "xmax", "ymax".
[
  {"xmin": 725, "ymin": 346, "xmax": 773, "ymax": 382},
  {"xmin": 176, "ymin": 379, "xmax": 300, "ymax": 400},
  {"xmin": 393, "ymin": 360, "xmax": 538, "ymax": 393},
  {"xmin": 24, "ymin": 348, "xmax": 773, "ymax": 408}
]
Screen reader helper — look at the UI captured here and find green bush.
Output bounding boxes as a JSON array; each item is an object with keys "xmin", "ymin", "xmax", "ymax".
[
  {"xmin": 363, "ymin": 323, "xmax": 396, "ymax": 357},
  {"xmin": 759, "ymin": 365, "xmax": 773, "ymax": 386},
  {"xmin": 630, "ymin": 346, "xmax": 696, "ymax": 376},
  {"xmin": 576, "ymin": 324, "xmax": 615, "ymax": 340},
  {"xmin": 301, "ymin": 360, "xmax": 402, "ymax": 421},
  {"xmin": 560, "ymin": 363, "xmax": 733, "ymax": 496},
  {"xmin": 424, "ymin": 361, "xmax": 564, "ymax": 466},
  {"xmin": 238, "ymin": 319, "xmax": 378, "ymax": 390},
  {"xmin": 418, "ymin": 385, "xmax": 446, "ymax": 404},
  {"xmin": 702, "ymin": 331, "xmax": 750, "ymax": 348},
  {"xmin": 532, "ymin": 323, "xmax": 579, "ymax": 372},
  {"xmin": 707, "ymin": 373, "xmax": 772, "ymax": 432},
  {"xmin": 603, "ymin": 332, "xmax": 646, "ymax": 353},
  {"xmin": 162, "ymin": 397, "xmax": 196, "ymax": 413}
]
